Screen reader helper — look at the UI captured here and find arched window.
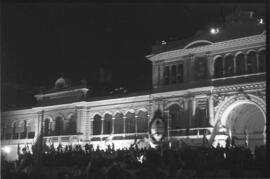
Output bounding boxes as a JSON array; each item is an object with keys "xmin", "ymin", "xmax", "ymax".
[
  {"xmin": 169, "ymin": 104, "xmax": 182, "ymax": 130},
  {"xmin": 4, "ymin": 123, "xmax": 12, "ymax": 139},
  {"xmin": 224, "ymin": 55, "xmax": 234, "ymax": 76},
  {"xmin": 137, "ymin": 111, "xmax": 148, "ymax": 133},
  {"xmin": 54, "ymin": 117, "xmax": 64, "ymax": 136},
  {"xmin": 195, "ymin": 57, "xmax": 207, "ymax": 79},
  {"xmin": 125, "ymin": 112, "xmax": 135, "ymax": 133},
  {"xmin": 103, "ymin": 114, "xmax": 112, "ymax": 135},
  {"xmin": 164, "ymin": 66, "xmax": 170, "ymax": 85},
  {"xmin": 44, "ymin": 118, "xmax": 52, "ymax": 136},
  {"xmin": 20, "ymin": 120, "xmax": 27, "ymax": 139},
  {"xmin": 258, "ymin": 50, "xmax": 265, "ymax": 72},
  {"xmin": 171, "ymin": 65, "xmax": 176, "ymax": 84},
  {"xmin": 12, "ymin": 122, "xmax": 18, "ymax": 139},
  {"xmin": 247, "ymin": 51, "xmax": 257, "ymax": 74},
  {"xmin": 114, "ymin": 113, "xmax": 124, "ymax": 134},
  {"xmin": 66, "ymin": 114, "xmax": 77, "ymax": 135},
  {"xmin": 193, "ymin": 100, "xmax": 209, "ymax": 128},
  {"xmin": 93, "ymin": 115, "xmax": 102, "ymax": 135},
  {"xmin": 214, "ymin": 57, "xmax": 223, "ymax": 78},
  {"xmin": 27, "ymin": 120, "xmax": 35, "ymax": 139},
  {"xmin": 177, "ymin": 64, "xmax": 184, "ymax": 83},
  {"xmin": 236, "ymin": 53, "xmax": 245, "ymax": 75}
]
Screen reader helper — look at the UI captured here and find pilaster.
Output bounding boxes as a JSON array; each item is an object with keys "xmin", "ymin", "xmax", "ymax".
[
  {"xmin": 152, "ymin": 62, "xmax": 159, "ymax": 89},
  {"xmin": 244, "ymin": 54, "xmax": 248, "ymax": 73},
  {"xmin": 135, "ymin": 115, "xmax": 138, "ymax": 134},
  {"xmin": 159, "ymin": 63, "xmax": 164, "ymax": 86},
  {"xmin": 89, "ymin": 117, "xmax": 93, "ymax": 136},
  {"xmin": 183, "ymin": 97, "xmax": 190, "ymax": 132},
  {"xmin": 208, "ymin": 95, "xmax": 215, "ymax": 126},
  {"xmin": 35, "ymin": 111, "xmax": 43, "ymax": 140},
  {"xmin": 76, "ymin": 107, "xmax": 89, "ymax": 140},
  {"xmin": 207, "ymin": 55, "xmax": 215, "ymax": 78},
  {"xmin": 101, "ymin": 117, "xmax": 104, "ymax": 135},
  {"xmin": 123, "ymin": 116, "xmax": 126, "ymax": 134}
]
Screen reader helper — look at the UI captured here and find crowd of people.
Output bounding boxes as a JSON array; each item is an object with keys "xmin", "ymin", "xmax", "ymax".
[{"xmin": 1, "ymin": 141, "xmax": 267, "ymax": 179}]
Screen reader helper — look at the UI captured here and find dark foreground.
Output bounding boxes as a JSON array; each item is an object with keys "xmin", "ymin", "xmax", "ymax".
[{"xmin": 1, "ymin": 144, "xmax": 267, "ymax": 179}]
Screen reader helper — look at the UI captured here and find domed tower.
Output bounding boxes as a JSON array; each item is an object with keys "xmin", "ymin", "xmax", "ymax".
[{"xmin": 34, "ymin": 76, "xmax": 88, "ymax": 106}]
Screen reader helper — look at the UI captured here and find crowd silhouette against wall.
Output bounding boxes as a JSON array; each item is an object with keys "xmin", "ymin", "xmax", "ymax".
[{"xmin": 1, "ymin": 140, "xmax": 266, "ymax": 179}]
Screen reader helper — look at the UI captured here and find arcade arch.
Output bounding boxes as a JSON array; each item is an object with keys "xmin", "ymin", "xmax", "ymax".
[{"xmin": 213, "ymin": 95, "xmax": 266, "ymax": 151}]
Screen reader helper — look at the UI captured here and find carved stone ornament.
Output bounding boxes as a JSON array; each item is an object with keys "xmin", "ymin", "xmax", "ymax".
[{"xmin": 213, "ymin": 94, "xmax": 227, "ymax": 112}]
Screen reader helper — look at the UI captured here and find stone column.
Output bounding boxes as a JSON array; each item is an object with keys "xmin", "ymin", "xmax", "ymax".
[
  {"xmin": 101, "ymin": 117, "xmax": 104, "ymax": 135},
  {"xmin": 77, "ymin": 107, "xmax": 90, "ymax": 141},
  {"xmin": 123, "ymin": 116, "xmax": 126, "ymax": 134},
  {"xmin": 147, "ymin": 103, "xmax": 153, "ymax": 134},
  {"xmin": 188, "ymin": 97, "xmax": 195, "ymax": 129},
  {"xmin": 233, "ymin": 55, "xmax": 237, "ymax": 74},
  {"xmin": 256, "ymin": 52, "xmax": 259, "ymax": 72},
  {"xmin": 208, "ymin": 95, "xmax": 215, "ymax": 126},
  {"xmin": 35, "ymin": 111, "xmax": 43, "ymax": 140},
  {"xmin": 244, "ymin": 54, "xmax": 248, "ymax": 74},
  {"xmin": 208, "ymin": 55, "xmax": 215, "ymax": 78},
  {"xmin": 26, "ymin": 120, "xmax": 29, "ymax": 139},
  {"xmin": 83, "ymin": 108, "xmax": 90, "ymax": 141},
  {"xmin": 135, "ymin": 115, "xmax": 138, "ymax": 134},
  {"xmin": 183, "ymin": 98, "xmax": 189, "ymax": 134},
  {"xmin": 76, "ymin": 107, "xmax": 81, "ymax": 134},
  {"xmin": 112, "ymin": 117, "xmax": 115, "ymax": 134},
  {"xmin": 89, "ymin": 117, "xmax": 93, "ymax": 136},
  {"xmin": 222, "ymin": 56, "xmax": 226, "ymax": 77}
]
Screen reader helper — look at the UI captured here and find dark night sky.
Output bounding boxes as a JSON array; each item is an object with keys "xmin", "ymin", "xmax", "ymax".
[{"xmin": 1, "ymin": 2, "xmax": 266, "ymax": 109}]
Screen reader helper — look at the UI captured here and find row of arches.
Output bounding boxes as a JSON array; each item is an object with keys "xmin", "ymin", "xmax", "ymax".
[
  {"xmin": 214, "ymin": 49, "xmax": 265, "ymax": 78},
  {"xmin": 161, "ymin": 48, "xmax": 265, "ymax": 86},
  {"xmin": 163, "ymin": 57, "xmax": 208, "ymax": 86},
  {"xmin": 43, "ymin": 113, "xmax": 77, "ymax": 136},
  {"xmin": 92, "ymin": 110, "xmax": 149, "ymax": 135},
  {"xmin": 2, "ymin": 120, "xmax": 35, "ymax": 140},
  {"xmin": 164, "ymin": 64, "xmax": 184, "ymax": 85},
  {"xmin": 168, "ymin": 103, "xmax": 209, "ymax": 129}
]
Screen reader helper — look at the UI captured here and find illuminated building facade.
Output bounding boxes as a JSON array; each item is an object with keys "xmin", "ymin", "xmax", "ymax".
[{"xmin": 1, "ymin": 11, "xmax": 266, "ymax": 160}]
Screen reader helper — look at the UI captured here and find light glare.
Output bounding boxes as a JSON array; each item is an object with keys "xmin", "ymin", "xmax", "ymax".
[
  {"xmin": 259, "ymin": 18, "xmax": 264, "ymax": 24},
  {"xmin": 210, "ymin": 27, "xmax": 219, "ymax": 35},
  {"xmin": 2, "ymin": 146, "xmax": 11, "ymax": 154}
]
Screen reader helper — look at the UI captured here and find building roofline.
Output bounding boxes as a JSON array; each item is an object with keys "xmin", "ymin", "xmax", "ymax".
[{"xmin": 146, "ymin": 33, "xmax": 266, "ymax": 62}]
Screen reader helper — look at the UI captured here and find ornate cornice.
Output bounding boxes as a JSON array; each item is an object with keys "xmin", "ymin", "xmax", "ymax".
[{"xmin": 212, "ymin": 82, "xmax": 266, "ymax": 94}]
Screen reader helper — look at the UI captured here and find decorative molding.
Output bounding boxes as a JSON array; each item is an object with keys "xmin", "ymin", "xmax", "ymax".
[
  {"xmin": 164, "ymin": 100, "xmax": 184, "ymax": 110},
  {"xmin": 184, "ymin": 40, "xmax": 213, "ymax": 49},
  {"xmin": 213, "ymin": 82, "xmax": 266, "ymax": 93}
]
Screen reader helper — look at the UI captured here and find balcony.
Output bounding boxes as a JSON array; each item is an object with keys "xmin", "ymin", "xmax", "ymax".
[
  {"xmin": 168, "ymin": 127, "xmax": 213, "ymax": 139},
  {"xmin": 43, "ymin": 134, "xmax": 83, "ymax": 144},
  {"xmin": 90, "ymin": 132, "xmax": 148, "ymax": 141}
]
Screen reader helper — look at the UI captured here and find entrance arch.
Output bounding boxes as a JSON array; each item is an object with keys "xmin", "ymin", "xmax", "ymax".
[
  {"xmin": 222, "ymin": 102, "xmax": 265, "ymax": 150},
  {"xmin": 214, "ymin": 94, "xmax": 266, "ymax": 151}
]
